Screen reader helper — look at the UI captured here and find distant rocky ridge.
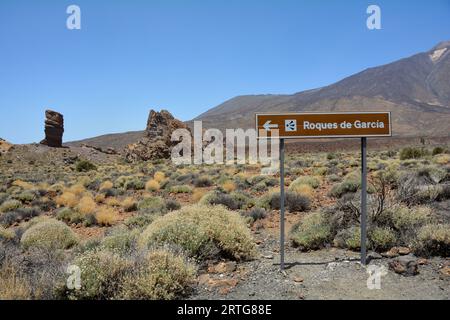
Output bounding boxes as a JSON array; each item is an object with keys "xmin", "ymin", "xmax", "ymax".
[
  {"xmin": 68, "ymin": 41, "xmax": 450, "ymax": 150},
  {"xmin": 124, "ymin": 110, "xmax": 190, "ymax": 162},
  {"xmin": 40, "ymin": 110, "xmax": 64, "ymax": 148}
]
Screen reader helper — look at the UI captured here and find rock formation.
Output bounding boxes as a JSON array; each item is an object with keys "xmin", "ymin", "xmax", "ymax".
[
  {"xmin": 0, "ymin": 138, "xmax": 13, "ymax": 155},
  {"xmin": 125, "ymin": 110, "xmax": 190, "ymax": 162},
  {"xmin": 40, "ymin": 110, "xmax": 64, "ymax": 148}
]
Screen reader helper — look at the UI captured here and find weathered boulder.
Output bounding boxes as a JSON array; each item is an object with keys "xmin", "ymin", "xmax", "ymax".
[
  {"xmin": 40, "ymin": 110, "xmax": 64, "ymax": 148},
  {"xmin": 125, "ymin": 110, "xmax": 190, "ymax": 162},
  {"xmin": 389, "ymin": 254, "xmax": 419, "ymax": 276}
]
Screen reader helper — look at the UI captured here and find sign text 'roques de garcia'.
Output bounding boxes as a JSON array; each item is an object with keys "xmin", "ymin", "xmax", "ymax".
[{"xmin": 256, "ymin": 112, "xmax": 391, "ymax": 139}]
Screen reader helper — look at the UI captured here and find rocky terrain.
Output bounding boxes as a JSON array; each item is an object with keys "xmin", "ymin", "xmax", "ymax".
[{"xmin": 0, "ymin": 135, "xmax": 449, "ymax": 300}]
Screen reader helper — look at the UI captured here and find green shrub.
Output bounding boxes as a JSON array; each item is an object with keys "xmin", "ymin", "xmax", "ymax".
[
  {"xmin": 0, "ymin": 199, "xmax": 21, "ymax": 213},
  {"xmin": 327, "ymin": 153, "xmax": 337, "ymax": 160},
  {"xmin": 124, "ymin": 178, "xmax": 145, "ymax": 191},
  {"xmin": 391, "ymin": 205, "xmax": 432, "ymax": 232},
  {"xmin": 399, "ymin": 147, "xmax": 428, "ymax": 160},
  {"xmin": 76, "ymin": 160, "xmax": 97, "ymax": 172},
  {"xmin": 0, "ymin": 226, "xmax": 15, "ymax": 242},
  {"xmin": 169, "ymin": 185, "xmax": 192, "ymax": 194},
  {"xmin": 333, "ymin": 226, "xmax": 364, "ymax": 251},
  {"xmin": 193, "ymin": 176, "xmax": 212, "ymax": 187},
  {"xmin": 119, "ymin": 249, "xmax": 196, "ymax": 300},
  {"xmin": 124, "ymin": 214, "xmax": 155, "ymax": 229},
  {"xmin": 432, "ymin": 147, "xmax": 445, "ymax": 156},
  {"xmin": 369, "ymin": 227, "xmax": 397, "ymax": 251},
  {"xmin": 0, "ymin": 193, "xmax": 9, "ymax": 205},
  {"xmin": 329, "ymin": 180, "xmax": 360, "ymax": 198},
  {"xmin": 70, "ymin": 248, "xmax": 131, "ymax": 300},
  {"xmin": 415, "ymin": 224, "xmax": 450, "ymax": 257},
  {"xmin": 83, "ymin": 213, "xmax": 97, "ymax": 227},
  {"xmin": 56, "ymin": 208, "xmax": 83, "ymax": 224},
  {"xmin": 200, "ymin": 191, "xmax": 251, "ymax": 211},
  {"xmin": 14, "ymin": 191, "xmax": 37, "ymax": 203},
  {"xmin": 0, "ymin": 207, "xmax": 41, "ymax": 227},
  {"xmin": 243, "ymin": 208, "xmax": 267, "ymax": 223},
  {"xmin": 137, "ymin": 196, "xmax": 167, "ymax": 215},
  {"xmin": 262, "ymin": 191, "xmax": 311, "ymax": 212},
  {"xmin": 290, "ymin": 176, "xmax": 321, "ymax": 189},
  {"xmin": 165, "ymin": 199, "xmax": 181, "ymax": 211},
  {"xmin": 327, "ymin": 174, "xmax": 341, "ymax": 183},
  {"xmin": 21, "ymin": 219, "xmax": 78, "ymax": 250},
  {"xmin": 101, "ymin": 228, "xmax": 139, "ymax": 253},
  {"xmin": 139, "ymin": 204, "xmax": 256, "ymax": 261},
  {"xmin": 291, "ymin": 212, "xmax": 331, "ymax": 250}
]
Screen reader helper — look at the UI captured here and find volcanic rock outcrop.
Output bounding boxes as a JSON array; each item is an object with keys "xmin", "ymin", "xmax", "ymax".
[
  {"xmin": 40, "ymin": 110, "xmax": 64, "ymax": 148},
  {"xmin": 0, "ymin": 138, "xmax": 13, "ymax": 155},
  {"xmin": 125, "ymin": 110, "xmax": 190, "ymax": 162}
]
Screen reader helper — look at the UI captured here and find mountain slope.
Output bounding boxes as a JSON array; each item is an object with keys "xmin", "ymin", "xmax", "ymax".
[
  {"xmin": 65, "ymin": 131, "xmax": 144, "ymax": 150},
  {"xmin": 69, "ymin": 41, "xmax": 450, "ymax": 150},
  {"xmin": 193, "ymin": 41, "xmax": 450, "ymax": 136}
]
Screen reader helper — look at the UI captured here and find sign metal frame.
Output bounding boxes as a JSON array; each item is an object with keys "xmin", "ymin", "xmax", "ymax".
[
  {"xmin": 255, "ymin": 112, "xmax": 392, "ymax": 271},
  {"xmin": 256, "ymin": 111, "xmax": 392, "ymax": 139}
]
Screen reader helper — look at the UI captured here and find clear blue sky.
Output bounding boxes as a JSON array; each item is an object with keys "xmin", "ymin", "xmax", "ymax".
[{"xmin": 1, "ymin": 0, "xmax": 449, "ymax": 143}]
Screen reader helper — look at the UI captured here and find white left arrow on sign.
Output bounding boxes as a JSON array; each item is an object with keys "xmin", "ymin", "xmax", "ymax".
[{"xmin": 263, "ymin": 120, "xmax": 278, "ymax": 131}]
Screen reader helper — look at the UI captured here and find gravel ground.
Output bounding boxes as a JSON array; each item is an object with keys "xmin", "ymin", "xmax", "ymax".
[{"xmin": 192, "ymin": 232, "xmax": 450, "ymax": 300}]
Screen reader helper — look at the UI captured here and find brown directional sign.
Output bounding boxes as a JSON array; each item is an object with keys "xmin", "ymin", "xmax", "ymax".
[{"xmin": 256, "ymin": 112, "xmax": 391, "ymax": 139}]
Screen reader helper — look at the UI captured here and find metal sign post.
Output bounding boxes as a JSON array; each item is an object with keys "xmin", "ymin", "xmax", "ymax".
[
  {"xmin": 360, "ymin": 137, "xmax": 368, "ymax": 265},
  {"xmin": 279, "ymin": 139, "xmax": 286, "ymax": 271},
  {"xmin": 256, "ymin": 112, "xmax": 392, "ymax": 271}
]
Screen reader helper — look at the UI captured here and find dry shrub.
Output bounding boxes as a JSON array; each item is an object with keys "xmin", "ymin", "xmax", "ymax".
[
  {"xmin": 192, "ymin": 189, "xmax": 207, "ymax": 203},
  {"xmin": 67, "ymin": 184, "xmax": 86, "ymax": 196},
  {"xmin": 0, "ymin": 264, "xmax": 32, "ymax": 300},
  {"xmin": 56, "ymin": 192, "xmax": 78, "ymax": 208},
  {"xmin": 122, "ymin": 197, "xmax": 137, "ymax": 212},
  {"xmin": 99, "ymin": 180, "xmax": 114, "ymax": 191},
  {"xmin": 222, "ymin": 181, "xmax": 237, "ymax": 193},
  {"xmin": 288, "ymin": 183, "xmax": 314, "ymax": 199},
  {"xmin": 154, "ymin": 171, "xmax": 166, "ymax": 183},
  {"xmin": 76, "ymin": 196, "xmax": 97, "ymax": 215},
  {"xmin": 139, "ymin": 204, "xmax": 256, "ymax": 261},
  {"xmin": 434, "ymin": 154, "xmax": 450, "ymax": 165},
  {"xmin": 12, "ymin": 180, "xmax": 34, "ymax": 190},
  {"xmin": 145, "ymin": 179, "xmax": 161, "ymax": 192},
  {"xmin": 96, "ymin": 207, "xmax": 119, "ymax": 226},
  {"xmin": 105, "ymin": 197, "xmax": 121, "ymax": 207},
  {"xmin": 94, "ymin": 193, "xmax": 106, "ymax": 203}
]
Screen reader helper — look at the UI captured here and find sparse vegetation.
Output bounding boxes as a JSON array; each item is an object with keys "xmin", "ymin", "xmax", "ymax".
[
  {"xmin": 76, "ymin": 160, "xmax": 97, "ymax": 172},
  {"xmin": 291, "ymin": 212, "xmax": 332, "ymax": 250},
  {"xmin": 1, "ymin": 139, "xmax": 449, "ymax": 300}
]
